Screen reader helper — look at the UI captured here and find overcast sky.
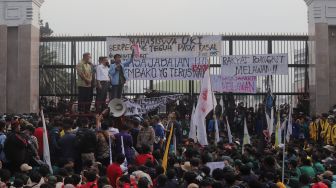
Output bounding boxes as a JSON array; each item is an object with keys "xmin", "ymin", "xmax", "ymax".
[{"xmin": 40, "ymin": 0, "xmax": 308, "ymax": 36}]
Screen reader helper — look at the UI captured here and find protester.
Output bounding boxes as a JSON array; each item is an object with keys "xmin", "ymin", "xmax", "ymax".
[
  {"xmin": 95, "ymin": 56, "xmax": 110, "ymax": 112},
  {"xmin": 137, "ymin": 120, "xmax": 155, "ymax": 151},
  {"xmin": 108, "ymin": 50, "xmax": 134, "ymax": 99},
  {"xmin": 6, "ymin": 96, "xmax": 336, "ymax": 188},
  {"xmin": 58, "ymin": 118, "xmax": 77, "ymax": 165},
  {"xmin": 106, "ymin": 154, "xmax": 125, "ymax": 188},
  {"xmin": 76, "ymin": 52, "xmax": 94, "ymax": 113},
  {"xmin": 75, "ymin": 117, "xmax": 98, "ymax": 169}
]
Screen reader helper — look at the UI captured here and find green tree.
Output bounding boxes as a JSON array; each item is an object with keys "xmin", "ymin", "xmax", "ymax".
[{"xmin": 39, "ymin": 20, "xmax": 72, "ymax": 95}]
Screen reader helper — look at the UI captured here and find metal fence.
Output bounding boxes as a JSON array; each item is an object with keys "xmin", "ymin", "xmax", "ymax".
[{"xmin": 39, "ymin": 34, "xmax": 310, "ymax": 109}]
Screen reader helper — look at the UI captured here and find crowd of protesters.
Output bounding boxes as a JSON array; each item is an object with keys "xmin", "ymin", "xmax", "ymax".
[{"xmin": 0, "ymin": 97, "xmax": 336, "ymax": 188}]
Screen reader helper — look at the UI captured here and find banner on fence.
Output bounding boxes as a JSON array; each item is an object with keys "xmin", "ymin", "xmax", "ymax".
[
  {"xmin": 211, "ymin": 75, "xmax": 257, "ymax": 93},
  {"xmin": 106, "ymin": 35, "xmax": 222, "ymax": 59},
  {"xmin": 124, "ymin": 94, "xmax": 184, "ymax": 116},
  {"xmin": 125, "ymin": 57, "xmax": 209, "ymax": 80},
  {"xmin": 221, "ymin": 54, "xmax": 288, "ymax": 76}
]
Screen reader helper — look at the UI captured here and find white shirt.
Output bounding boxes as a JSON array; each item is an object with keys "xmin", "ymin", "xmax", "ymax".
[{"xmin": 96, "ymin": 64, "xmax": 110, "ymax": 81}]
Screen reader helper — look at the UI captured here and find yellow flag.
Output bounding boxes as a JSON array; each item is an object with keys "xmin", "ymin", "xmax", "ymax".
[{"xmin": 162, "ymin": 125, "xmax": 174, "ymax": 173}]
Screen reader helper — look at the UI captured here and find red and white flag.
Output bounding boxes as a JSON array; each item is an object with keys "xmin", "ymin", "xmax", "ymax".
[{"xmin": 194, "ymin": 69, "xmax": 215, "ymax": 146}]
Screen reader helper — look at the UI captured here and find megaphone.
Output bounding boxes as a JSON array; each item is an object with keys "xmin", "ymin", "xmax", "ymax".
[{"xmin": 108, "ymin": 99, "xmax": 127, "ymax": 117}]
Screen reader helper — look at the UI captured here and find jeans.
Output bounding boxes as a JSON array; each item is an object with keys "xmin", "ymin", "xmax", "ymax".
[
  {"xmin": 78, "ymin": 86, "xmax": 93, "ymax": 113},
  {"xmin": 96, "ymin": 81, "xmax": 109, "ymax": 112},
  {"xmin": 110, "ymin": 85, "xmax": 123, "ymax": 99}
]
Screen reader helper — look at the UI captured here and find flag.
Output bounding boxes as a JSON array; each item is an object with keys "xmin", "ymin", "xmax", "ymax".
[
  {"xmin": 280, "ymin": 118, "xmax": 287, "ymax": 144},
  {"xmin": 265, "ymin": 76, "xmax": 274, "ymax": 139},
  {"xmin": 220, "ymin": 97, "xmax": 224, "ymax": 115},
  {"xmin": 132, "ymin": 43, "xmax": 141, "ymax": 58},
  {"xmin": 108, "ymin": 134, "xmax": 112, "ymax": 164},
  {"xmin": 214, "ymin": 117, "xmax": 220, "ymax": 143},
  {"xmin": 41, "ymin": 110, "xmax": 53, "ymax": 174},
  {"xmin": 194, "ymin": 69, "xmax": 215, "ymax": 146},
  {"xmin": 286, "ymin": 105, "xmax": 293, "ymax": 142},
  {"xmin": 275, "ymin": 111, "xmax": 280, "ymax": 148},
  {"xmin": 242, "ymin": 118, "xmax": 251, "ymax": 153},
  {"xmin": 226, "ymin": 117, "xmax": 233, "ymax": 143},
  {"xmin": 162, "ymin": 125, "xmax": 174, "ymax": 173},
  {"xmin": 188, "ymin": 105, "xmax": 197, "ymax": 142},
  {"xmin": 243, "ymin": 118, "xmax": 251, "ymax": 145},
  {"xmin": 265, "ymin": 107, "xmax": 274, "ymax": 139}
]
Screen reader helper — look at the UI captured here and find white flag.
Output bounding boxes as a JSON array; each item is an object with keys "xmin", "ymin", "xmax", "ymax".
[
  {"xmin": 214, "ymin": 119, "xmax": 220, "ymax": 143},
  {"xmin": 188, "ymin": 105, "xmax": 197, "ymax": 142},
  {"xmin": 243, "ymin": 118, "xmax": 251, "ymax": 145},
  {"xmin": 195, "ymin": 69, "xmax": 215, "ymax": 146},
  {"xmin": 286, "ymin": 105, "xmax": 293, "ymax": 142},
  {"xmin": 220, "ymin": 97, "xmax": 224, "ymax": 115},
  {"xmin": 265, "ymin": 107, "xmax": 274, "ymax": 138},
  {"xmin": 280, "ymin": 119, "xmax": 287, "ymax": 144},
  {"xmin": 41, "ymin": 110, "xmax": 53, "ymax": 174},
  {"xmin": 226, "ymin": 117, "xmax": 233, "ymax": 143}
]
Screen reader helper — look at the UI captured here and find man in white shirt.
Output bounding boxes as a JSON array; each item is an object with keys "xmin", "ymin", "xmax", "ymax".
[{"xmin": 95, "ymin": 56, "xmax": 110, "ymax": 112}]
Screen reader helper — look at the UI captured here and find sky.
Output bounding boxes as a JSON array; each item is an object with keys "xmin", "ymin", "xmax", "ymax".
[{"xmin": 40, "ymin": 0, "xmax": 308, "ymax": 36}]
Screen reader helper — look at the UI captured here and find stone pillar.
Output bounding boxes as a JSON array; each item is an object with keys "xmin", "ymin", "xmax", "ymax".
[
  {"xmin": 304, "ymin": 0, "xmax": 336, "ymax": 115},
  {"xmin": 0, "ymin": 0, "xmax": 43, "ymax": 113}
]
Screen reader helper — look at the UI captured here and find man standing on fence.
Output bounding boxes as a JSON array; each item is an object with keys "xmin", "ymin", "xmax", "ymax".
[
  {"xmin": 76, "ymin": 52, "xmax": 93, "ymax": 113},
  {"xmin": 96, "ymin": 56, "xmax": 110, "ymax": 112},
  {"xmin": 109, "ymin": 49, "xmax": 134, "ymax": 99}
]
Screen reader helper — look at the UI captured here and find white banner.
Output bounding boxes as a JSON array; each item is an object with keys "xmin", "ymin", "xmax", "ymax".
[
  {"xmin": 125, "ymin": 57, "xmax": 209, "ymax": 80},
  {"xmin": 211, "ymin": 75, "xmax": 257, "ymax": 93},
  {"xmin": 221, "ymin": 54, "xmax": 288, "ymax": 76},
  {"xmin": 206, "ymin": 162, "xmax": 225, "ymax": 175},
  {"xmin": 124, "ymin": 94, "xmax": 184, "ymax": 116},
  {"xmin": 106, "ymin": 35, "xmax": 222, "ymax": 59}
]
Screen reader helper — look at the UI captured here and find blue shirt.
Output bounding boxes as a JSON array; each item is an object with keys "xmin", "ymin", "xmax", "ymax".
[
  {"xmin": 154, "ymin": 123, "xmax": 165, "ymax": 139},
  {"xmin": 108, "ymin": 59, "xmax": 132, "ymax": 85},
  {"xmin": 208, "ymin": 119, "xmax": 219, "ymax": 133}
]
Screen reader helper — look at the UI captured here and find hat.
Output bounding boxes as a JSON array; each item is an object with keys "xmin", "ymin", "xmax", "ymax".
[
  {"xmin": 328, "ymin": 115, "xmax": 335, "ymax": 119},
  {"xmin": 187, "ymin": 183, "xmax": 199, "ymax": 188},
  {"xmin": 20, "ymin": 163, "xmax": 32, "ymax": 172},
  {"xmin": 322, "ymin": 171, "xmax": 333, "ymax": 178},
  {"xmin": 181, "ymin": 161, "xmax": 192, "ymax": 172},
  {"xmin": 323, "ymin": 145, "xmax": 335, "ymax": 152},
  {"xmin": 64, "ymin": 184, "xmax": 75, "ymax": 188}
]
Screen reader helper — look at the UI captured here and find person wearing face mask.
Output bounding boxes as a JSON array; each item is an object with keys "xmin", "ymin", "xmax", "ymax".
[
  {"xmin": 108, "ymin": 49, "xmax": 134, "ymax": 100},
  {"xmin": 76, "ymin": 52, "xmax": 94, "ymax": 113}
]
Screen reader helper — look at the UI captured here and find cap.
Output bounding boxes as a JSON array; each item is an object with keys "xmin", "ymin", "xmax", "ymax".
[
  {"xmin": 181, "ymin": 161, "xmax": 192, "ymax": 172},
  {"xmin": 323, "ymin": 145, "xmax": 335, "ymax": 152},
  {"xmin": 20, "ymin": 163, "xmax": 32, "ymax": 172}
]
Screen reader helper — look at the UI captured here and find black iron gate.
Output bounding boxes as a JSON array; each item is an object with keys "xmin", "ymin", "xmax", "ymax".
[{"xmin": 39, "ymin": 34, "xmax": 309, "ymax": 109}]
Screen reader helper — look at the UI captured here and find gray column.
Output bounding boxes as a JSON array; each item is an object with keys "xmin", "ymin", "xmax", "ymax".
[
  {"xmin": 304, "ymin": 0, "xmax": 336, "ymax": 115},
  {"xmin": 0, "ymin": 0, "xmax": 43, "ymax": 113},
  {"xmin": 0, "ymin": 25, "xmax": 7, "ymax": 113}
]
